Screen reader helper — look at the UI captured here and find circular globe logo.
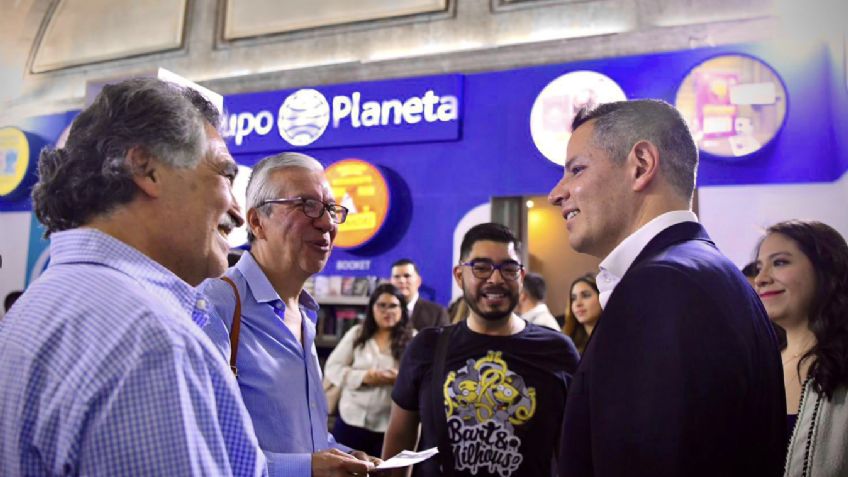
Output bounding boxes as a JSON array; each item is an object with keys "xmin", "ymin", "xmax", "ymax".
[
  {"xmin": 530, "ymin": 71, "xmax": 626, "ymax": 165},
  {"xmin": 278, "ymin": 89, "xmax": 330, "ymax": 146}
]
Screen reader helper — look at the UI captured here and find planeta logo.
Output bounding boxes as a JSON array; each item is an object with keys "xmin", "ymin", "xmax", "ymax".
[
  {"xmin": 227, "ymin": 87, "xmax": 459, "ymax": 147},
  {"xmin": 278, "ymin": 89, "xmax": 331, "ymax": 146}
]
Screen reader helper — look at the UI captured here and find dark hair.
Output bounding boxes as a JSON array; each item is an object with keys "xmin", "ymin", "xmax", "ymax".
[
  {"xmin": 564, "ymin": 273, "xmax": 599, "ymax": 353},
  {"xmin": 759, "ymin": 220, "xmax": 848, "ymax": 399},
  {"xmin": 741, "ymin": 261, "xmax": 759, "ymax": 278},
  {"xmin": 522, "ymin": 272, "xmax": 546, "ymax": 301},
  {"xmin": 459, "ymin": 223, "xmax": 521, "ymax": 261},
  {"xmin": 353, "ymin": 283, "xmax": 413, "ymax": 361},
  {"xmin": 572, "ymin": 99, "xmax": 698, "ymax": 200},
  {"xmin": 4, "ymin": 290, "xmax": 23, "ymax": 313},
  {"xmin": 32, "ymin": 78, "xmax": 220, "ymax": 236},
  {"xmin": 391, "ymin": 258, "xmax": 419, "ymax": 275}
]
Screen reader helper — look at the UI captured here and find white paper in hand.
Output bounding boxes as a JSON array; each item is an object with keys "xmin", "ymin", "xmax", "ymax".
[{"xmin": 375, "ymin": 447, "xmax": 439, "ymax": 469}]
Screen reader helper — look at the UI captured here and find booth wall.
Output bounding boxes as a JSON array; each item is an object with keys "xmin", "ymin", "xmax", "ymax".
[{"xmin": 2, "ymin": 42, "xmax": 846, "ymax": 309}]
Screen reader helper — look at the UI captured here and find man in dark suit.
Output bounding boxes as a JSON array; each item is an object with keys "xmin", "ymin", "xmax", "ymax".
[
  {"xmin": 390, "ymin": 258, "xmax": 449, "ymax": 331},
  {"xmin": 548, "ymin": 100, "xmax": 785, "ymax": 477}
]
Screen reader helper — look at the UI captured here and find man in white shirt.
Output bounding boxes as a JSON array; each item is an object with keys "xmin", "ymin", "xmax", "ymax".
[
  {"xmin": 548, "ymin": 99, "xmax": 785, "ymax": 477},
  {"xmin": 517, "ymin": 272, "xmax": 561, "ymax": 331}
]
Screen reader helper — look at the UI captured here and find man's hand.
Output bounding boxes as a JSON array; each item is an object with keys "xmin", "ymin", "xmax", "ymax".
[
  {"xmin": 350, "ymin": 449, "xmax": 383, "ymax": 467},
  {"xmin": 312, "ymin": 448, "xmax": 375, "ymax": 476}
]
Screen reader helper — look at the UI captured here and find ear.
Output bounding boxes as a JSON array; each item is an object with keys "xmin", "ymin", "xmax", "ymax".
[
  {"xmin": 628, "ymin": 140, "xmax": 661, "ymax": 192},
  {"xmin": 247, "ymin": 208, "xmax": 266, "ymax": 241},
  {"xmin": 127, "ymin": 146, "xmax": 162, "ymax": 198},
  {"xmin": 452, "ymin": 265, "xmax": 464, "ymax": 289}
]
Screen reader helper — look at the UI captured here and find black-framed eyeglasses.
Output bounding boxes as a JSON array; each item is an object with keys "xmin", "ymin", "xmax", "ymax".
[
  {"xmin": 260, "ymin": 197, "xmax": 349, "ymax": 224},
  {"xmin": 460, "ymin": 260, "xmax": 524, "ymax": 281}
]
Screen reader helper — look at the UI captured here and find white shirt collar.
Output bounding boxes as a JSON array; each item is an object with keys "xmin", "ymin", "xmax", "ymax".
[
  {"xmin": 406, "ymin": 292, "xmax": 419, "ymax": 312},
  {"xmin": 521, "ymin": 303, "xmax": 550, "ymax": 320},
  {"xmin": 597, "ymin": 210, "xmax": 698, "ymax": 309}
]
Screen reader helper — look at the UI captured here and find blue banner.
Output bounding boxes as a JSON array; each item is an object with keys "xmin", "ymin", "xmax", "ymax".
[{"xmin": 223, "ymin": 74, "xmax": 463, "ymax": 153}]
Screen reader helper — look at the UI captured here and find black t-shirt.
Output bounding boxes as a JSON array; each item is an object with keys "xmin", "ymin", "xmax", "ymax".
[{"xmin": 392, "ymin": 320, "xmax": 580, "ymax": 477}]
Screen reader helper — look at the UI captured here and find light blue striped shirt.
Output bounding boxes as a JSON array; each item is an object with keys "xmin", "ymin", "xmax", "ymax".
[{"xmin": 0, "ymin": 228, "xmax": 268, "ymax": 476}]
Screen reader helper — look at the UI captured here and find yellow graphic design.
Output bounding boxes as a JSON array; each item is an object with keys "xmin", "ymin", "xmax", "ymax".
[
  {"xmin": 0, "ymin": 128, "xmax": 30, "ymax": 197},
  {"xmin": 325, "ymin": 158, "xmax": 390, "ymax": 248},
  {"xmin": 444, "ymin": 351, "xmax": 536, "ymax": 426},
  {"xmin": 442, "ymin": 351, "xmax": 534, "ymax": 476}
]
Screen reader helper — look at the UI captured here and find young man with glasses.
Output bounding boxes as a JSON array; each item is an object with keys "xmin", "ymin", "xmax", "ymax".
[
  {"xmin": 199, "ymin": 152, "xmax": 380, "ymax": 477},
  {"xmin": 384, "ymin": 223, "xmax": 580, "ymax": 477}
]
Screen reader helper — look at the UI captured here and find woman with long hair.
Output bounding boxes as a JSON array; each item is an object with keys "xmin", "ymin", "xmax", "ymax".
[
  {"xmin": 563, "ymin": 273, "xmax": 602, "ymax": 354},
  {"xmin": 754, "ymin": 220, "xmax": 848, "ymax": 475},
  {"xmin": 324, "ymin": 283, "xmax": 414, "ymax": 457}
]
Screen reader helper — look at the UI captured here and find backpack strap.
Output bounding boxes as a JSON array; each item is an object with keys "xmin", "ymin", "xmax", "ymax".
[
  {"xmin": 432, "ymin": 324, "xmax": 457, "ymax": 476},
  {"xmin": 219, "ymin": 276, "xmax": 242, "ymax": 378}
]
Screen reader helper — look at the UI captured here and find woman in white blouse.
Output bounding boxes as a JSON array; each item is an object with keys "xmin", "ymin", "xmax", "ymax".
[{"xmin": 325, "ymin": 283, "xmax": 414, "ymax": 457}]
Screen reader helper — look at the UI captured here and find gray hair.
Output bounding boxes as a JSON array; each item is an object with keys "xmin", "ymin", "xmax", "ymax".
[
  {"xmin": 32, "ymin": 77, "xmax": 220, "ymax": 236},
  {"xmin": 571, "ymin": 99, "xmax": 698, "ymax": 200},
  {"xmin": 245, "ymin": 152, "xmax": 325, "ymax": 242}
]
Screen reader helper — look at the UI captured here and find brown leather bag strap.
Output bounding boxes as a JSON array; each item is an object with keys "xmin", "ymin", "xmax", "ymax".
[{"xmin": 219, "ymin": 276, "xmax": 242, "ymax": 378}]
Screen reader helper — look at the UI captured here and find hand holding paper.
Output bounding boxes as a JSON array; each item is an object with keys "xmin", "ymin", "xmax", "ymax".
[{"xmin": 375, "ymin": 447, "xmax": 439, "ymax": 470}]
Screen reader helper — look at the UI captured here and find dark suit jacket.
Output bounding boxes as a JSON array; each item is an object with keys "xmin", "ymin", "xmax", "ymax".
[
  {"xmin": 410, "ymin": 298, "xmax": 449, "ymax": 331},
  {"xmin": 559, "ymin": 222, "xmax": 785, "ymax": 477}
]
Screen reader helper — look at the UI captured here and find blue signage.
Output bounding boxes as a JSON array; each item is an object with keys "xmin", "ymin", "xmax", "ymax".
[{"xmin": 223, "ymin": 74, "xmax": 463, "ymax": 153}]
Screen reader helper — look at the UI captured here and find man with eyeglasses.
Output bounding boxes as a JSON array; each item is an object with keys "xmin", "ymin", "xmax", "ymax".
[
  {"xmin": 384, "ymin": 223, "xmax": 579, "ymax": 477},
  {"xmin": 199, "ymin": 152, "xmax": 380, "ymax": 477}
]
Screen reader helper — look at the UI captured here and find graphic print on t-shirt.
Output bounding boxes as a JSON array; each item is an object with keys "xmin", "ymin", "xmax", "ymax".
[{"xmin": 443, "ymin": 351, "xmax": 536, "ymax": 477}]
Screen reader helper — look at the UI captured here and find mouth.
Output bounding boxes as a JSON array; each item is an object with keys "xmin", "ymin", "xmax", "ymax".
[
  {"xmin": 480, "ymin": 288, "xmax": 509, "ymax": 306},
  {"xmin": 308, "ymin": 238, "xmax": 332, "ymax": 253},
  {"xmin": 217, "ymin": 213, "xmax": 239, "ymax": 239},
  {"xmin": 564, "ymin": 208, "xmax": 580, "ymax": 222},
  {"xmin": 758, "ymin": 290, "xmax": 785, "ymax": 299}
]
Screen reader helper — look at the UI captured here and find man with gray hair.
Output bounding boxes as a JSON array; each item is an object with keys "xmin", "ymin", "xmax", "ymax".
[
  {"xmin": 200, "ymin": 152, "xmax": 380, "ymax": 477},
  {"xmin": 548, "ymin": 99, "xmax": 785, "ymax": 476},
  {"xmin": 0, "ymin": 78, "xmax": 273, "ymax": 475}
]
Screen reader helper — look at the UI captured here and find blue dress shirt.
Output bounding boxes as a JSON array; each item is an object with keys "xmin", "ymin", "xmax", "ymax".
[
  {"xmin": 0, "ymin": 228, "xmax": 268, "ymax": 476},
  {"xmin": 199, "ymin": 252, "xmax": 348, "ymax": 477}
]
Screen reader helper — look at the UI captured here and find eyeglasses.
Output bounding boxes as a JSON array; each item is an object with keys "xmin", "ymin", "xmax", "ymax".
[
  {"xmin": 260, "ymin": 197, "xmax": 349, "ymax": 224},
  {"xmin": 460, "ymin": 260, "xmax": 524, "ymax": 281},
  {"xmin": 375, "ymin": 303, "xmax": 401, "ymax": 311}
]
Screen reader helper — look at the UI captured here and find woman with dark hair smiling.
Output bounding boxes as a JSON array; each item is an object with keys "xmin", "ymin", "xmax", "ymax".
[
  {"xmin": 754, "ymin": 220, "xmax": 848, "ymax": 476},
  {"xmin": 324, "ymin": 283, "xmax": 414, "ymax": 457},
  {"xmin": 563, "ymin": 273, "xmax": 602, "ymax": 354}
]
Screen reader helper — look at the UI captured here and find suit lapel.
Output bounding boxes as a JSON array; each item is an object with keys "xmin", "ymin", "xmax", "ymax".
[
  {"xmin": 629, "ymin": 221, "xmax": 714, "ymax": 270},
  {"xmin": 582, "ymin": 222, "xmax": 713, "ymax": 359}
]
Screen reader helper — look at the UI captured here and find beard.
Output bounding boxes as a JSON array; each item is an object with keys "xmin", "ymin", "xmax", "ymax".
[{"xmin": 463, "ymin": 283, "xmax": 518, "ymax": 322}]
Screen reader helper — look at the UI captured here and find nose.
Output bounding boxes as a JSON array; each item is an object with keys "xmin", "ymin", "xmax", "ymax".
[
  {"xmin": 229, "ymin": 191, "xmax": 245, "ymax": 227},
  {"xmin": 548, "ymin": 176, "xmax": 569, "ymax": 206},
  {"xmin": 486, "ymin": 268, "xmax": 507, "ymax": 285},
  {"xmin": 754, "ymin": 264, "xmax": 771, "ymax": 289},
  {"xmin": 314, "ymin": 207, "xmax": 335, "ymax": 233}
]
